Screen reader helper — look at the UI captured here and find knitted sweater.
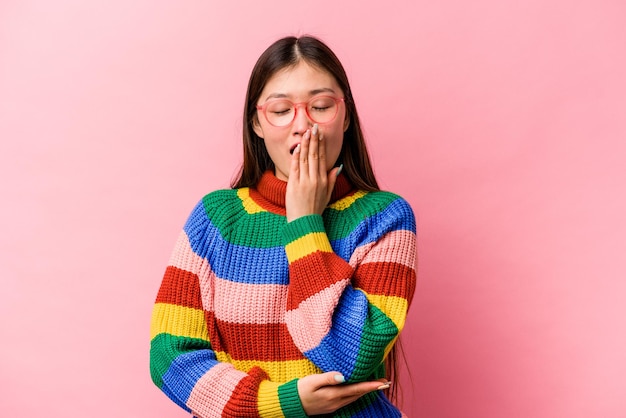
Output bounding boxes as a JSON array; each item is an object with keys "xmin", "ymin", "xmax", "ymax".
[{"xmin": 150, "ymin": 171, "xmax": 417, "ymax": 417}]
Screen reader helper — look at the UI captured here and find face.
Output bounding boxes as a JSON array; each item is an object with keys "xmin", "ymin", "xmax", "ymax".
[{"xmin": 253, "ymin": 61, "xmax": 349, "ymax": 181}]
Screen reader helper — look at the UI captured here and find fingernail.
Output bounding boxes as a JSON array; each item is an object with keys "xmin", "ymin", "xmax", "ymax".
[
  {"xmin": 336, "ymin": 164, "xmax": 343, "ymax": 177},
  {"xmin": 312, "ymin": 124, "xmax": 318, "ymax": 136},
  {"xmin": 377, "ymin": 384, "xmax": 390, "ymax": 390},
  {"xmin": 334, "ymin": 374, "xmax": 345, "ymax": 383},
  {"xmin": 304, "ymin": 130, "xmax": 310, "ymax": 140},
  {"xmin": 293, "ymin": 144, "xmax": 301, "ymax": 154}
]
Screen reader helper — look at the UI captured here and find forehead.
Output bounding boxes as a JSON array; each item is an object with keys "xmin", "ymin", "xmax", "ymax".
[{"xmin": 260, "ymin": 61, "xmax": 342, "ymax": 99}]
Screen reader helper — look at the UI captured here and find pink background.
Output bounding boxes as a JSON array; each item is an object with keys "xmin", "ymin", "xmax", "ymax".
[{"xmin": 1, "ymin": 1, "xmax": 625, "ymax": 417}]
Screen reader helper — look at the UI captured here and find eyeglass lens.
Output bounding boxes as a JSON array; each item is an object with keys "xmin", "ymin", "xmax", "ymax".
[{"xmin": 264, "ymin": 96, "xmax": 339, "ymax": 127}]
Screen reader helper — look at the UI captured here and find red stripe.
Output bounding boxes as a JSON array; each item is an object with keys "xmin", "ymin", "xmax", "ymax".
[
  {"xmin": 221, "ymin": 367, "xmax": 267, "ymax": 417},
  {"xmin": 206, "ymin": 314, "xmax": 306, "ymax": 362},
  {"xmin": 354, "ymin": 262, "xmax": 416, "ymax": 302},
  {"xmin": 286, "ymin": 251, "xmax": 353, "ymax": 310},
  {"xmin": 155, "ymin": 266, "xmax": 204, "ymax": 309}
]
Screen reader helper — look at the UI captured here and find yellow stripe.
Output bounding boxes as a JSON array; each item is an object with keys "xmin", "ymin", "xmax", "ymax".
[
  {"xmin": 285, "ymin": 232, "xmax": 332, "ymax": 263},
  {"xmin": 363, "ymin": 293, "xmax": 408, "ymax": 331},
  {"xmin": 150, "ymin": 303, "xmax": 209, "ymax": 341},
  {"xmin": 329, "ymin": 190, "xmax": 367, "ymax": 210},
  {"xmin": 237, "ymin": 188, "xmax": 266, "ymax": 214},
  {"xmin": 258, "ymin": 381, "xmax": 284, "ymax": 418},
  {"xmin": 215, "ymin": 351, "xmax": 322, "ymax": 382}
]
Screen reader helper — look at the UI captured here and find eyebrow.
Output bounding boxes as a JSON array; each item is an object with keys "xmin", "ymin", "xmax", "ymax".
[{"xmin": 264, "ymin": 88, "xmax": 337, "ymax": 101}]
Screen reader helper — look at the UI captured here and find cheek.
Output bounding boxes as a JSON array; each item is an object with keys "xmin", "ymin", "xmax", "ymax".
[
  {"xmin": 321, "ymin": 120, "xmax": 345, "ymax": 161},
  {"xmin": 325, "ymin": 134, "xmax": 344, "ymax": 166},
  {"xmin": 262, "ymin": 128, "xmax": 286, "ymax": 147}
]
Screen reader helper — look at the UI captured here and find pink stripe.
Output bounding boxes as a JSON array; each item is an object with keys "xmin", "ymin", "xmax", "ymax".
[
  {"xmin": 349, "ymin": 230, "xmax": 416, "ymax": 268},
  {"xmin": 168, "ymin": 231, "xmax": 204, "ymax": 272},
  {"xmin": 186, "ymin": 363, "xmax": 247, "ymax": 417},
  {"xmin": 168, "ymin": 231, "xmax": 216, "ymax": 312},
  {"xmin": 284, "ymin": 279, "xmax": 350, "ymax": 352},
  {"xmin": 213, "ymin": 276, "xmax": 288, "ymax": 324}
]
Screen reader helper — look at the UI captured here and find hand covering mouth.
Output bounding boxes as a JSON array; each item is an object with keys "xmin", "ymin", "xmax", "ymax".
[{"xmin": 289, "ymin": 143, "xmax": 300, "ymax": 155}]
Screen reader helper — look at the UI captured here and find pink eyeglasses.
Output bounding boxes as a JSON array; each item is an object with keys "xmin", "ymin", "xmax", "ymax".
[{"xmin": 256, "ymin": 96, "xmax": 345, "ymax": 127}]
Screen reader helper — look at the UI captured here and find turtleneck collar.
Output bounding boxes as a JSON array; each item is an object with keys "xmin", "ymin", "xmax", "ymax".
[{"xmin": 254, "ymin": 170, "xmax": 355, "ymax": 209}]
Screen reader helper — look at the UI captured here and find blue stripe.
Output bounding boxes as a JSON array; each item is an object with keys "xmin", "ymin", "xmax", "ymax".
[
  {"xmin": 332, "ymin": 198, "xmax": 416, "ymax": 261},
  {"xmin": 162, "ymin": 350, "xmax": 218, "ymax": 410},
  {"xmin": 349, "ymin": 392, "xmax": 402, "ymax": 417},
  {"xmin": 209, "ymin": 235, "xmax": 289, "ymax": 284},
  {"xmin": 303, "ymin": 287, "xmax": 367, "ymax": 378},
  {"xmin": 183, "ymin": 202, "xmax": 289, "ymax": 284}
]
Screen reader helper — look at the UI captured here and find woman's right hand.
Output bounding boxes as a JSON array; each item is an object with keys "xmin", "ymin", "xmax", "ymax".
[
  {"xmin": 285, "ymin": 124, "xmax": 341, "ymax": 223},
  {"xmin": 297, "ymin": 372, "xmax": 390, "ymax": 415}
]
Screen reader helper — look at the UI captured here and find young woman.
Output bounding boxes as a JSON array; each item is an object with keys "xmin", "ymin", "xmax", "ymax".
[{"xmin": 150, "ymin": 35, "xmax": 417, "ymax": 417}]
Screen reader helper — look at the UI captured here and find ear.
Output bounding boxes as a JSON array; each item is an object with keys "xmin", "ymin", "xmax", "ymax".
[
  {"xmin": 343, "ymin": 114, "xmax": 350, "ymax": 132},
  {"xmin": 253, "ymin": 116, "xmax": 265, "ymax": 139}
]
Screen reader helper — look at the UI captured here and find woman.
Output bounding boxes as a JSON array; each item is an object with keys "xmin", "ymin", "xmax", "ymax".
[{"xmin": 150, "ymin": 35, "xmax": 417, "ymax": 417}]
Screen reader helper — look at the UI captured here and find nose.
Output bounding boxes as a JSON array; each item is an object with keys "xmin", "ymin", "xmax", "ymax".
[{"xmin": 292, "ymin": 103, "xmax": 313, "ymax": 135}]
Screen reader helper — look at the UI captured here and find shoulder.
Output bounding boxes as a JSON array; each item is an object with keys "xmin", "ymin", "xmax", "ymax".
[
  {"xmin": 199, "ymin": 188, "xmax": 242, "ymax": 211},
  {"xmin": 183, "ymin": 188, "xmax": 247, "ymax": 234},
  {"xmin": 328, "ymin": 189, "xmax": 416, "ymax": 237},
  {"xmin": 334, "ymin": 189, "xmax": 414, "ymax": 221},
  {"xmin": 360, "ymin": 190, "xmax": 416, "ymax": 233},
  {"xmin": 361, "ymin": 190, "xmax": 414, "ymax": 213}
]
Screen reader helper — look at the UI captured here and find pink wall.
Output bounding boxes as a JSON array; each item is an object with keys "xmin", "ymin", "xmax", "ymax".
[{"xmin": 1, "ymin": 1, "xmax": 625, "ymax": 417}]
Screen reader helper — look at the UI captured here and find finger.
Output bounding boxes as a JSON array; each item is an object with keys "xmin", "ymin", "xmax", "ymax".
[
  {"xmin": 377, "ymin": 381, "xmax": 392, "ymax": 390},
  {"xmin": 339, "ymin": 380, "xmax": 388, "ymax": 399},
  {"xmin": 290, "ymin": 143, "xmax": 301, "ymax": 179},
  {"xmin": 299, "ymin": 129, "xmax": 311, "ymax": 179},
  {"xmin": 315, "ymin": 125, "xmax": 328, "ymax": 179},
  {"xmin": 309, "ymin": 124, "xmax": 321, "ymax": 178},
  {"xmin": 322, "ymin": 372, "xmax": 345, "ymax": 386}
]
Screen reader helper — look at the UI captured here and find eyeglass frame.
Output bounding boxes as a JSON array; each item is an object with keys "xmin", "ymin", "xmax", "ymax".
[{"xmin": 255, "ymin": 95, "xmax": 345, "ymax": 128}]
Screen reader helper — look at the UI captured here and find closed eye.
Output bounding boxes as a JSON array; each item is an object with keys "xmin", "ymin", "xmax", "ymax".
[{"xmin": 271, "ymin": 109, "xmax": 292, "ymax": 115}]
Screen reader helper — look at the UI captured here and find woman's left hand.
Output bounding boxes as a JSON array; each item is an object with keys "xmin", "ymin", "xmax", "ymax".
[
  {"xmin": 297, "ymin": 372, "xmax": 390, "ymax": 415},
  {"xmin": 286, "ymin": 124, "xmax": 341, "ymax": 222}
]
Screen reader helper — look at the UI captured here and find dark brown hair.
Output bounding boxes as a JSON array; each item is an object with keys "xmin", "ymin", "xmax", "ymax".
[
  {"xmin": 231, "ymin": 35, "xmax": 407, "ymax": 405},
  {"xmin": 231, "ymin": 35, "xmax": 379, "ymax": 191}
]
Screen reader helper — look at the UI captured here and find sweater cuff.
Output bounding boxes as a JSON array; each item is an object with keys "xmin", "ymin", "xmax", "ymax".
[
  {"xmin": 282, "ymin": 215, "xmax": 332, "ymax": 264},
  {"xmin": 258, "ymin": 379, "xmax": 307, "ymax": 417},
  {"xmin": 278, "ymin": 379, "xmax": 308, "ymax": 417}
]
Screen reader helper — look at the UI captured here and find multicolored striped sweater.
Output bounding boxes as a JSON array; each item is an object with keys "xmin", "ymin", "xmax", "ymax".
[{"xmin": 150, "ymin": 171, "xmax": 417, "ymax": 417}]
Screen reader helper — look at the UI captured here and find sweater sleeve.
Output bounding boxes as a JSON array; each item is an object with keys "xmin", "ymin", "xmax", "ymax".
[
  {"xmin": 150, "ymin": 199, "xmax": 307, "ymax": 418},
  {"xmin": 282, "ymin": 194, "xmax": 417, "ymax": 382}
]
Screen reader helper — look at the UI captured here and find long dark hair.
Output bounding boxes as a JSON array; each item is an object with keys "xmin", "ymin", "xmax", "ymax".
[
  {"xmin": 232, "ymin": 35, "xmax": 379, "ymax": 192},
  {"xmin": 231, "ymin": 35, "xmax": 406, "ymax": 405}
]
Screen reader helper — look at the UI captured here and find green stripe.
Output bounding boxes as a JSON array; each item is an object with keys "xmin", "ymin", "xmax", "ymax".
[
  {"xmin": 150, "ymin": 333, "xmax": 212, "ymax": 389},
  {"xmin": 324, "ymin": 192, "xmax": 401, "ymax": 240},
  {"xmin": 349, "ymin": 303, "xmax": 399, "ymax": 381},
  {"xmin": 281, "ymin": 214, "xmax": 326, "ymax": 245},
  {"xmin": 201, "ymin": 190, "xmax": 286, "ymax": 248},
  {"xmin": 277, "ymin": 379, "xmax": 308, "ymax": 417}
]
